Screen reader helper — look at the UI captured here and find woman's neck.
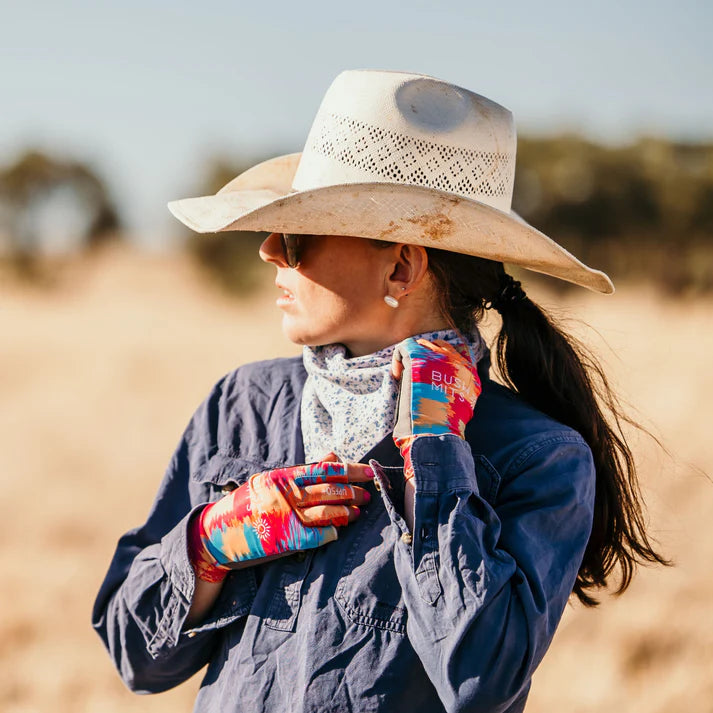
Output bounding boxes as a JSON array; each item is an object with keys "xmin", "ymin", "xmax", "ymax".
[{"xmin": 343, "ymin": 316, "xmax": 452, "ymax": 357}]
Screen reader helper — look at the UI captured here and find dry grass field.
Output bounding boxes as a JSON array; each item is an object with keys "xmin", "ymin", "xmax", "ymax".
[{"xmin": 1, "ymin": 246, "xmax": 711, "ymax": 713}]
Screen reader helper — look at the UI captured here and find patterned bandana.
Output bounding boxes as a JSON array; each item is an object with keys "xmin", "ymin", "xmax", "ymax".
[{"xmin": 301, "ymin": 329, "xmax": 487, "ymax": 463}]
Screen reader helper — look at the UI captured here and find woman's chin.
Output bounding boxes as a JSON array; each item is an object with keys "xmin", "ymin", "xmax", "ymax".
[{"xmin": 281, "ymin": 319, "xmax": 328, "ymax": 348}]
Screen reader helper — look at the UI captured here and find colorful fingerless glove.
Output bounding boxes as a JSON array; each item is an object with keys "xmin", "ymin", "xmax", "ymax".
[
  {"xmin": 189, "ymin": 460, "xmax": 366, "ymax": 582},
  {"xmin": 392, "ymin": 338, "xmax": 482, "ymax": 480}
]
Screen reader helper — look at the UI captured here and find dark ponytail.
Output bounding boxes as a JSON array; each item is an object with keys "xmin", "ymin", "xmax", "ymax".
[{"xmin": 426, "ymin": 247, "xmax": 669, "ymax": 606}]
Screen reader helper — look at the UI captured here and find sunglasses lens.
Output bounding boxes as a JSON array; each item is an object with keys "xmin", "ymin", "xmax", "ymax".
[{"xmin": 281, "ymin": 234, "xmax": 301, "ymax": 268}]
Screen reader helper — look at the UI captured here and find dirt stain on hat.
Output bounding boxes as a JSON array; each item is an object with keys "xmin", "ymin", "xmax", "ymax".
[{"xmin": 406, "ymin": 212, "xmax": 455, "ymax": 241}]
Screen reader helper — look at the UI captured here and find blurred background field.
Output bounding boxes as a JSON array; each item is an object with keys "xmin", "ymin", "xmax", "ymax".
[
  {"xmin": 2, "ymin": 2, "xmax": 712, "ymax": 712},
  {"xmin": 1, "ymin": 248, "xmax": 712, "ymax": 713}
]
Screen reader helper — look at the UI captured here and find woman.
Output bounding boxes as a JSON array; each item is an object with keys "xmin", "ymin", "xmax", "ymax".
[{"xmin": 93, "ymin": 70, "xmax": 666, "ymax": 712}]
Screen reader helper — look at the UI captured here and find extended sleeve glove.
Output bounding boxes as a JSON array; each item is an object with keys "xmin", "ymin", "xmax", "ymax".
[
  {"xmin": 392, "ymin": 338, "xmax": 482, "ymax": 479},
  {"xmin": 189, "ymin": 460, "xmax": 371, "ymax": 582}
]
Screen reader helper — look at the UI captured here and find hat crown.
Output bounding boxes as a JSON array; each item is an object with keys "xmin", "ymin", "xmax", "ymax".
[{"xmin": 292, "ymin": 70, "xmax": 517, "ymax": 212}]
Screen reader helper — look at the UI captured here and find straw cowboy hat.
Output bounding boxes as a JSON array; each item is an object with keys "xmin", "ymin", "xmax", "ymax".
[{"xmin": 169, "ymin": 69, "xmax": 614, "ymax": 294}]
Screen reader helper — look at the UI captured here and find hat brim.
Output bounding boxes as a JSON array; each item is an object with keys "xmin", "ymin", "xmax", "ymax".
[{"xmin": 168, "ymin": 153, "xmax": 614, "ymax": 294}]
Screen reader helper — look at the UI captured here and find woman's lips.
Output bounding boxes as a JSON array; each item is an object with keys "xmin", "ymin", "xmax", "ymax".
[{"xmin": 275, "ymin": 284, "xmax": 295, "ymax": 308}]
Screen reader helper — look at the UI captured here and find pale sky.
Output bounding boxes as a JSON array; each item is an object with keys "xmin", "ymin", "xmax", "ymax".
[{"xmin": 1, "ymin": 0, "xmax": 711, "ymax": 243}]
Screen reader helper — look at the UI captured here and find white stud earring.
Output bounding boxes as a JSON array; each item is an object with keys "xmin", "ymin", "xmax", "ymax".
[{"xmin": 384, "ymin": 295, "xmax": 399, "ymax": 309}]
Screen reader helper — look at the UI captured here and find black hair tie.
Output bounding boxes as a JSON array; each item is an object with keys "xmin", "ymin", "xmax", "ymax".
[{"xmin": 485, "ymin": 274, "xmax": 527, "ymax": 313}]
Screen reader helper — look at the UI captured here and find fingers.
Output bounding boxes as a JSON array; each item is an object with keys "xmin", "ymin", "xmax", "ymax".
[
  {"xmin": 292, "ymin": 460, "xmax": 375, "ymax": 486},
  {"xmin": 295, "ymin": 483, "xmax": 371, "ymax": 508},
  {"xmin": 344, "ymin": 505, "xmax": 361, "ymax": 524},
  {"xmin": 293, "ymin": 460, "xmax": 348, "ymax": 486},
  {"xmin": 448, "ymin": 342, "xmax": 476, "ymax": 368},
  {"xmin": 394, "ymin": 337, "xmax": 467, "ymax": 379},
  {"xmin": 417, "ymin": 337, "xmax": 466, "ymax": 361},
  {"xmin": 318, "ymin": 452, "xmax": 374, "ymax": 483},
  {"xmin": 453, "ymin": 341, "xmax": 474, "ymax": 363},
  {"xmin": 298, "ymin": 504, "xmax": 357, "ymax": 528},
  {"xmin": 344, "ymin": 462, "xmax": 375, "ymax": 483},
  {"xmin": 414, "ymin": 338, "xmax": 478, "ymax": 382}
]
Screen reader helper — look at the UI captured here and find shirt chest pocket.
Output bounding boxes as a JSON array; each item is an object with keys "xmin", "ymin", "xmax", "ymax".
[{"xmin": 333, "ymin": 494, "xmax": 408, "ymax": 635}]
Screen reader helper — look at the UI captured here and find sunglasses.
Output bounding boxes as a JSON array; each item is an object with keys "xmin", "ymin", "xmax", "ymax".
[{"xmin": 280, "ymin": 233, "xmax": 303, "ymax": 268}]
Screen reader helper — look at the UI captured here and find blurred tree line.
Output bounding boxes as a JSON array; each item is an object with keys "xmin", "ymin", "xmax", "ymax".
[
  {"xmin": 513, "ymin": 136, "xmax": 713, "ymax": 293},
  {"xmin": 2, "ymin": 138, "xmax": 712, "ymax": 294},
  {"xmin": 0, "ymin": 150, "xmax": 119, "ymax": 277}
]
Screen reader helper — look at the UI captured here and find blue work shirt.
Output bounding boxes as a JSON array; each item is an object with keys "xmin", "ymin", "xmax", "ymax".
[{"xmin": 92, "ymin": 355, "xmax": 595, "ymax": 712}]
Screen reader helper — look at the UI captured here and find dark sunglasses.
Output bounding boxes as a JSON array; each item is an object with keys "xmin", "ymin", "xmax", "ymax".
[{"xmin": 280, "ymin": 233, "xmax": 303, "ymax": 268}]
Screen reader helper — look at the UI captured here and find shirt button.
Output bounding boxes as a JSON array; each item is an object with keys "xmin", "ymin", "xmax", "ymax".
[
  {"xmin": 374, "ymin": 480, "xmax": 382, "ymax": 492},
  {"xmin": 420, "ymin": 525, "xmax": 431, "ymax": 541},
  {"xmin": 295, "ymin": 551, "xmax": 307, "ymax": 562},
  {"xmin": 400, "ymin": 532, "xmax": 413, "ymax": 545},
  {"xmin": 187, "ymin": 631, "xmax": 197, "ymax": 638}
]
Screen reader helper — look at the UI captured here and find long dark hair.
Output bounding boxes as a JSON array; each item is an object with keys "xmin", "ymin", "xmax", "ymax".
[{"xmin": 426, "ymin": 247, "xmax": 669, "ymax": 606}]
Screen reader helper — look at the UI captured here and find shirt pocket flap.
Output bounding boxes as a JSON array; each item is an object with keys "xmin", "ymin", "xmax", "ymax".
[{"xmin": 192, "ymin": 452, "xmax": 280, "ymax": 488}]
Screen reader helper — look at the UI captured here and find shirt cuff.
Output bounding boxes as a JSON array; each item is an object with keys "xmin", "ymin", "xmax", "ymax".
[
  {"xmin": 407, "ymin": 434, "xmax": 479, "ymax": 495},
  {"xmin": 153, "ymin": 506, "xmax": 257, "ymax": 650},
  {"xmin": 159, "ymin": 506, "xmax": 203, "ymax": 603}
]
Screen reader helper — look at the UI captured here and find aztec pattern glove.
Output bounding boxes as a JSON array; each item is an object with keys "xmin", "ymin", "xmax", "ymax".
[
  {"xmin": 392, "ymin": 338, "xmax": 482, "ymax": 480},
  {"xmin": 189, "ymin": 460, "xmax": 370, "ymax": 582}
]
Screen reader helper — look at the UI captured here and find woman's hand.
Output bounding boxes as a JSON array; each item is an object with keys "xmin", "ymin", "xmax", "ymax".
[
  {"xmin": 392, "ymin": 337, "xmax": 481, "ymax": 440},
  {"xmin": 189, "ymin": 458, "xmax": 373, "ymax": 582},
  {"xmin": 392, "ymin": 338, "xmax": 481, "ymax": 480}
]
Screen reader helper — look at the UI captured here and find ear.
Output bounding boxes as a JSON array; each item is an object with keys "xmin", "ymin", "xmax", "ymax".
[{"xmin": 386, "ymin": 244, "xmax": 430, "ymax": 295}]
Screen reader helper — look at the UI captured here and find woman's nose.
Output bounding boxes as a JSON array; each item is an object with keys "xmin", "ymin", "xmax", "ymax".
[{"xmin": 259, "ymin": 232, "xmax": 288, "ymax": 266}]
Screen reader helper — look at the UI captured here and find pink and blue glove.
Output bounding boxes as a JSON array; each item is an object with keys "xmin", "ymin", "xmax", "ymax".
[
  {"xmin": 189, "ymin": 459, "xmax": 372, "ymax": 582},
  {"xmin": 392, "ymin": 338, "xmax": 482, "ymax": 480}
]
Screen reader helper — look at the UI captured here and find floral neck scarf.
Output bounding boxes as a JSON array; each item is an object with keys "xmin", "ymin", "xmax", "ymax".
[{"xmin": 300, "ymin": 329, "xmax": 486, "ymax": 463}]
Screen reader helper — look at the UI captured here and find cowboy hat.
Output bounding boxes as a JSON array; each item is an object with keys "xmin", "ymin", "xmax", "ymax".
[{"xmin": 168, "ymin": 69, "xmax": 614, "ymax": 294}]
